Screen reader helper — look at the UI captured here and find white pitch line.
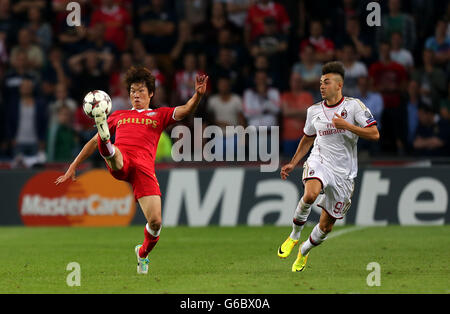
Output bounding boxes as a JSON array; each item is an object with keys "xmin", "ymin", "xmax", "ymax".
[{"xmin": 327, "ymin": 226, "xmax": 367, "ymax": 240}]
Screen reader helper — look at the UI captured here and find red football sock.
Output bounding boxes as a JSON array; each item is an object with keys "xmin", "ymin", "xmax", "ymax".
[
  {"xmin": 97, "ymin": 135, "xmax": 115, "ymax": 158},
  {"xmin": 139, "ymin": 226, "xmax": 160, "ymax": 258}
]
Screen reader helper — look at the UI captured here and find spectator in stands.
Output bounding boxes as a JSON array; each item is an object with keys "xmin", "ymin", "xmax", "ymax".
[
  {"xmin": 291, "ymin": 44, "xmax": 322, "ymax": 101},
  {"xmin": 46, "ymin": 104, "xmax": 77, "ymax": 162},
  {"xmin": 338, "ymin": 15, "xmax": 372, "ymax": 62},
  {"xmin": 207, "ymin": 75, "xmax": 245, "ymax": 157},
  {"xmin": 10, "ymin": 27, "xmax": 45, "ymax": 70},
  {"xmin": 412, "ymin": 49, "xmax": 447, "ymax": 112},
  {"xmin": 138, "ymin": 0, "xmax": 177, "ymax": 74},
  {"xmin": 6, "ymin": 78, "xmax": 47, "ymax": 163},
  {"xmin": 250, "ymin": 16, "xmax": 288, "ymax": 88},
  {"xmin": 26, "ymin": 7, "xmax": 52, "ymax": 52},
  {"xmin": 377, "ymin": 0, "xmax": 416, "ymax": 51},
  {"xmin": 41, "ymin": 45, "xmax": 68, "ymax": 102},
  {"xmin": 110, "ymin": 82, "xmax": 131, "ymax": 113},
  {"xmin": 242, "ymin": 70, "xmax": 280, "ymax": 128},
  {"xmin": 244, "ymin": 0, "xmax": 290, "ymax": 47},
  {"xmin": 440, "ymin": 81, "xmax": 450, "ymax": 121},
  {"xmin": 48, "ymin": 82, "xmax": 77, "ymax": 127},
  {"xmin": 339, "ymin": 43, "xmax": 368, "ymax": 96},
  {"xmin": 90, "ymin": 0, "xmax": 133, "ymax": 52},
  {"xmin": 108, "ymin": 51, "xmax": 133, "ymax": 98},
  {"xmin": 85, "ymin": 23, "xmax": 118, "ymax": 57},
  {"xmin": 131, "ymin": 38, "xmax": 147, "ymax": 63},
  {"xmin": 209, "ymin": 46, "xmax": 242, "ymax": 94},
  {"xmin": 2, "ymin": 50, "xmax": 39, "ymax": 109},
  {"xmin": 175, "ymin": 0, "xmax": 208, "ymax": 27},
  {"xmin": 356, "ymin": 75, "xmax": 384, "ymax": 155},
  {"xmin": 221, "ymin": 0, "xmax": 252, "ymax": 30},
  {"xmin": 170, "ymin": 20, "xmax": 202, "ymax": 67},
  {"xmin": 413, "ymin": 103, "xmax": 450, "ymax": 156},
  {"xmin": 356, "ymin": 75, "xmax": 384, "ymax": 130},
  {"xmin": 144, "ymin": 54, "xmax": 166, "ymax": 88},
  {"xmin": 424, "ymin": 19, "xmax": 450, "ymax": 67},
  {"xmin": 405, "ymin": 79, "xmax": 422, "ymax": 150},
  {"xmin": 68, "ymin": 49, "xmax": 113, "ymax": 104},
  {"xmin": 0, "ymin": 0, "xmax": 19, "ymax": 49},
  {"xmin": 280, "ymin": 72, "xmax": 313, "ymax": 157},
  {"xmin": 173, "ymin": 52, "xmax": 204, "ymax": 105},
  {"xmin": 390, "ymin": 32, "xmax": 414, "ymax": 73},
  {"xmin": 11, "ymin": 0, "xmax": 45, "ymax": 21},
  {"xmin": 369, "ymin": 41, "xmax": 408, "ymax": 153},
  {"xmin": 299, "ymin": 20, "xmax": 335, "ymax": 63},
  {"xmin": 58, "ymin": 24, "xmax": 88, "ymax": 57}
]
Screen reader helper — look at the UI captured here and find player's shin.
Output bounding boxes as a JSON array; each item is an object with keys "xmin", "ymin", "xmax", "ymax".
[
  {"xmin": 301, "ymin": 224, "xmax": 328, "ymax": 256},
  {"xmin": 97, "ymin": 134, "xmax": 115, "ymax": 159},
  {"xmin": 139, "ymin": 223, "xmax": 161, "ymax": 258},
  {"xmin": 290, "ymin": 198, "xmax": 312, "ymax": 240}
]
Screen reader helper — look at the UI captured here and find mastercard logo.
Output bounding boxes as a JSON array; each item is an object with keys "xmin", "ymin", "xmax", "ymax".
[{"xmin": 18, "ymin": 170, "xmax": 136, "ymax": 226}]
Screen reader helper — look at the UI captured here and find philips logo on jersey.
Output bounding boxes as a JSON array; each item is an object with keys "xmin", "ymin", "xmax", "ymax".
[{"xmin": 117, "ymin": 117, "xmax": 158, "ymax": 128}]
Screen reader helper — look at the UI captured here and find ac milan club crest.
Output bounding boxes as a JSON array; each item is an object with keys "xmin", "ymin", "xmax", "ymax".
[
  {"xmin": 340, "ymin": 108, "xmax": 348, "ymax": 119},
  {"xmin": 309, "ymin": 170, "xmax": 315, "ymax": 176}
]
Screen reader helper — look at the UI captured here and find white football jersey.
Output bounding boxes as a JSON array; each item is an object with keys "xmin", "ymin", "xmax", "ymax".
[{"xmin": 304, "ymin": 97, "xmax": 377, "ymax": 180}]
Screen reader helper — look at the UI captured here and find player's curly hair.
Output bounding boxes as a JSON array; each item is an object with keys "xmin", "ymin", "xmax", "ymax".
[
  {"xmin": 322, "ymin": 61, "xmax": 345, "ymax": 81},
  {"xmin": 125, "ymin": 66, "xmax": 156, "ymax": 94}
]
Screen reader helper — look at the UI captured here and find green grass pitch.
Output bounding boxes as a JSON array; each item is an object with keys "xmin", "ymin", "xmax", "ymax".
[{"xmin": 0, "ymin": 225, "xmax": 449, "ymax": 294}]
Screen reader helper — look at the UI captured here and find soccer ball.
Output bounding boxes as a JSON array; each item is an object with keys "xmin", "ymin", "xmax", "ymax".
[{"xmin": 82, "ymin": 90, "xmax": 112, "ymax": 118}]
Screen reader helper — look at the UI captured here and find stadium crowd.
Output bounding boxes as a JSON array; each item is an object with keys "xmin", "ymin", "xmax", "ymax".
[{"xmin": 0, "ymin": 0, "xmax": 449, "ymax": 168}]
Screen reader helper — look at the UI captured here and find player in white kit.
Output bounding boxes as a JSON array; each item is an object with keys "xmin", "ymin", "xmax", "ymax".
[{"xmin": 277, "ymin": 62, "xmax": 380, "ymax": 272}]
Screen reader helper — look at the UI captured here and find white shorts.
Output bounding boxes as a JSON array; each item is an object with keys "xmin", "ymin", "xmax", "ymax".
[{"xmin": 302, "ymin": 159, "xmax": 355, "ymax": 219}]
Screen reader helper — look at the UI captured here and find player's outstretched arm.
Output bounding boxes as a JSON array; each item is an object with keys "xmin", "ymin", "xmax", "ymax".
[
  {"xmin": 174, "ymin": 74, "xmax": 208, "ymax": 121},
  {"xmin": 55, "ymin": 134, "xmax": 98, "ymax": 185},
  {"xmin": 280, "ymin": 135, "xmax": 315, "ymax": 180}
]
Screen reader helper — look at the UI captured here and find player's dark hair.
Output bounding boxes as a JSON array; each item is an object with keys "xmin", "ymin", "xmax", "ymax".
[
  {"xmin": 125, "ymin": 66, "xmax": 156, "ymax": 95},
  {"xmin": 322, "ymin": 61, "xmax": 345, "ymax": 81}
]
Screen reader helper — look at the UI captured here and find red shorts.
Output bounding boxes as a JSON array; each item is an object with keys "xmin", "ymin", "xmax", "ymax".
[{"xmin": 105, "ymin": 145, "xmax": 161, "ymax": 200}]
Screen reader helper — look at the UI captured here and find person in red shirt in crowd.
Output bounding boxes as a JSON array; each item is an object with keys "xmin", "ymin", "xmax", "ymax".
[
  {"xmin": 281, "ymin": 72, "xmax": 314, "ymax": 157},
  {"xmin": 299, "ymin": 20, "xmax": 335, "ymax": 63},
  {"xmin": 369, "ymin": 41, "xmax": 408, "ymax": 153},
  {"xmin": 244, "ymin": 0, "xmax": 290, "ymax": 47},
  {"xmin": 90, "ymin": 0, "xmax": 133, "ymax": 52},
  {"xmin": 56, "ymin": 67, "xmax": 209, "ymax": 274}
]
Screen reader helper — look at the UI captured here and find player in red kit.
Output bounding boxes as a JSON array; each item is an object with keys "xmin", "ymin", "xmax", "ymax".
[{"xmin": 56, "ymin": 66, "xmax": 208, "ymax": 274}]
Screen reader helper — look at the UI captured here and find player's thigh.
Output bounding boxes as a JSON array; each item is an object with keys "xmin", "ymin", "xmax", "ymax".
[
  {"xmin": 318, "ymin": 209, "xmax": 336, "ymax": 233},
  {"xmin": 105, "ymin": 146, "xmax": 124, "ymax": 171},
  {"xmin": 138, "ymin": 195, "xmax": 162, "ymax": 225},
  {"xmin": 303, "ymin": 179, "xmax": 322, "ymax": 204}
]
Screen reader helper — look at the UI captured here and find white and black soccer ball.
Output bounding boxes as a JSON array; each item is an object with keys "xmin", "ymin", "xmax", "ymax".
[{"xmin": 82, "ymin": 90, "xmax": 112, "ymax": 118}]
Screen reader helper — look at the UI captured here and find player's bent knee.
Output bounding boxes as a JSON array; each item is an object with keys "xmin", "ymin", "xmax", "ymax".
[
  {"xmin": 303, "ymin": 191, "xmax": 319, "ymax": 204},
  {"xmin": 149, "ymin": 219, "xmax": 162, "ymax": 232}
]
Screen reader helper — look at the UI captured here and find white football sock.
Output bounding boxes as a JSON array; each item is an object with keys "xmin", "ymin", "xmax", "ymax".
[
  {"xmin": 301, "ymin": 224, "xmax": 328, "ymax": 256},
  {"xmin": 289, "ymin": 198, "xmax": 312, "ymax": 240},
  {"xmin": 146, "ymin": 223, "xmax": 161, "ymax": 237}
]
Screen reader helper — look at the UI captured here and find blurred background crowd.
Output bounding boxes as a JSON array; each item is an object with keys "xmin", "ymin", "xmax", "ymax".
[{"xmin": 0, "ymin": 0, "xmax": 449, "ymax": 168}]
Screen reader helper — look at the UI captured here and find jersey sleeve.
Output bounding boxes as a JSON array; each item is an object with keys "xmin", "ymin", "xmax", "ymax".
[
  {"xmin": 157, "ymin": 106, "xmax": 179, "ymax": 129},
  {"xmin": 303, "ymin": 107, "xmax": 317, "ymax": 137},
  {"xmin": 353, "ymin": 99, "xmax": 377, "ymax": 128}
]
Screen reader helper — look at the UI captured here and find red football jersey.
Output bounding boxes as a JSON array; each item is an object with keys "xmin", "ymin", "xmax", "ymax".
[{"xmin": 107, "ymin": 107, "xmax": 177, "ymax": 167}]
